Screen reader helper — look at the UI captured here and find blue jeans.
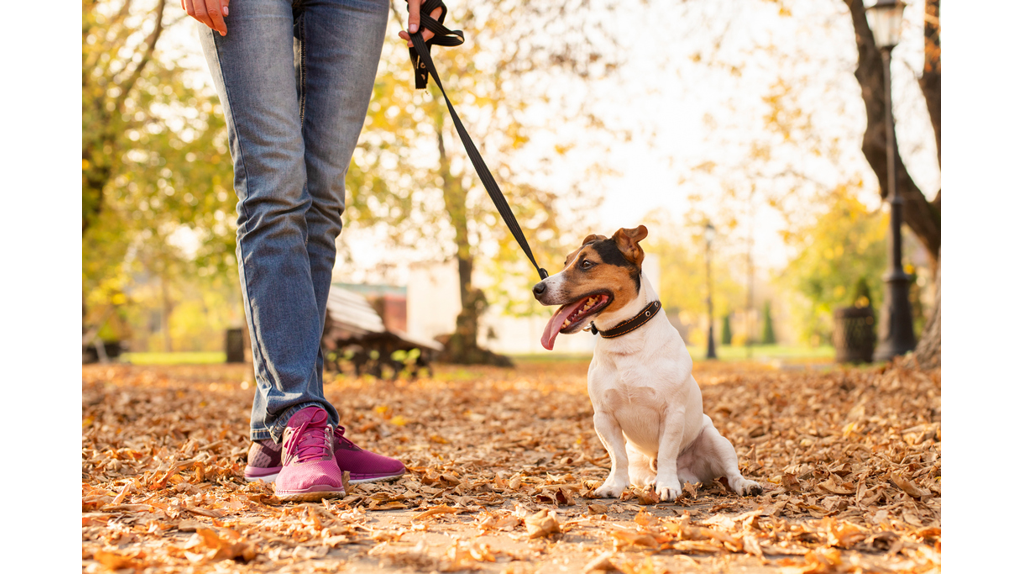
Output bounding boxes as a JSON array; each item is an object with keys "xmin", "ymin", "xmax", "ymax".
[{"xmin": 198, "ymin": 0, "xmax": 389, "ymax": 442}]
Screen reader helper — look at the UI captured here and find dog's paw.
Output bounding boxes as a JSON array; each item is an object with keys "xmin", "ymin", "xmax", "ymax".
[
  {"xmin": 594, "ymin": 482, "xmax": 627, "ymax": 499},
  {"xmin": 734, "ymin": 479, "xmax": 763, "ymax": 496},
  {"xmin": 655, "ymin": 479, "xmax": 682, "ymax": 502}
]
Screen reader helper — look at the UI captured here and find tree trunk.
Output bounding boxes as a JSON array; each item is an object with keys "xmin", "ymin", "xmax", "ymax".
[
  {"xmin": 844, "ymin": 0, "xmax": 941, "ymax": 367},
  {"xmin": 844, "ymin": 0, "xmax": 940, "ymax": 261},
  {"xmin": 914, "ymin": 0, "xmax": 941, "ymax": 369},
  {"xmin": 914, "ymin": 250, "xmax": 940, "ymax": 369},
  {"xmin": 432, "ymin": 115, "xmax": 510, "ymax": 366}
]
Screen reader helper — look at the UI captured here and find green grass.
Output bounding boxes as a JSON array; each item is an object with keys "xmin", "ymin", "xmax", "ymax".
[
  {"xmin": 512, "ymin": 345, "xmax": 835, "ymax": 364},
  {"xmin": 118, "ymin": 346, "xmax": 835, "ymax": 367},
  {"xmin": 120, "ymin": 352, "xmax": 227, "ymax": 365},
  {"xmin": 686, "ymin": 344, "xmax": 835, "ymax": 362}
]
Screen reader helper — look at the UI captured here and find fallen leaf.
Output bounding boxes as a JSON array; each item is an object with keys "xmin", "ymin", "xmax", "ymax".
[
  {"xmin": 610, "ymin": 528, "xmax": 660, "ymax": 549},
  {"xmin": 412, "ymin": 506, "xmax": 462, "ymax": 521},
  {"xmin": 783, "ymin": 473, "xmax": 802, "ymax": 492},
  {"xmin": 634, "ymin": 486, "xmax": 660, "ymax": 505},
  {"xmin": 817, "ymin": 476, "xmax": 855, "ymax": 495},
  {"xmin": 683, "ymin": 482, "xmax": 698, "ymax": 499},
  {"xmin": 583, "ymin": 551, "xmax": 621, "ymax": 573},
  {"xmin": 823, "ymin": 517, "xmax": 866, "ymax": 549},
  {"xmin": 93, "ymin": 549, "xmax": 141, "ymax": 570},
  {"xmin": 891, "ymin": 473, "xmax": 930, "ymax": 499},
  {"xmin": 525, "ymin": 509, "xmax": 561, "ymax": 539}
]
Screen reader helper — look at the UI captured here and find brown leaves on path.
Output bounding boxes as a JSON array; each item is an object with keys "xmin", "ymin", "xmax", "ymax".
[{"xmin": 82, "ymin": 358, "xmax": 939, "ymax": 572}]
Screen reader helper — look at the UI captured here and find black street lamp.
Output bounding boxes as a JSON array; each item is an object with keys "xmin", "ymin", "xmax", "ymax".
[
  {"xmin": 865, "ymin": 0, "xmax": 916, "ymax": 361},
  {"xmin": 704, "ymin": 223, "xmax": 717, "ymax": 360}
]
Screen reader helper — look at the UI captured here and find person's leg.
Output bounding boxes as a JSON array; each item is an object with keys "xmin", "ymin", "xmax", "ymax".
[
  {"xmin": 197, "ymin": 0, "xmax": 339, "ymax": 443},
  {"xmin": 296, "ymin": 0, "xmax": 389, "ymax": 392},
  {"xmin": 296, "ymin": 0, "xmax": 405, "ymax": 484}
]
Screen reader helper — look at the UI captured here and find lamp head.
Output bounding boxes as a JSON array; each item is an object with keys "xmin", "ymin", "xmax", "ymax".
[{"xmin": 865, "ymin": 0, "xmax": 906, "ymax": 50}]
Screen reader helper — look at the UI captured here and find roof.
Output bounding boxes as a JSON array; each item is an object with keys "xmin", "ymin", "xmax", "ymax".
[{"xmin": 326, "ymin": 287, "xmax": 385, "ymax": 335}]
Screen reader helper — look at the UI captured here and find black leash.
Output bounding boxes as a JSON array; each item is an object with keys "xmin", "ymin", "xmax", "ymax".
[{"xmin": 406, "ymin": 1, "xmax": 549, "ymax": 280}]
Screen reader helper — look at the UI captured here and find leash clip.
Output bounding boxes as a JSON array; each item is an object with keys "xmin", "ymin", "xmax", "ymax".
[{"xmin": 589, "ymin": 322, "xmax": 598, "ymax": 335}]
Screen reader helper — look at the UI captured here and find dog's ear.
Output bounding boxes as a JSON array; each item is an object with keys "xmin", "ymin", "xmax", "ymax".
[
  {"xmin": 581, "ymin": 234, "xmax": 606, "ymax": 246},
  {"xmin": 612, "ymin": 225, "xmax": 648, "ymax": 267}
]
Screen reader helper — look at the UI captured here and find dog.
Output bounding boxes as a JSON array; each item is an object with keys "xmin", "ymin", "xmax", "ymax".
[{"xmin": 532, "ymin": 225, "xmax": 761, "ymax": 501}]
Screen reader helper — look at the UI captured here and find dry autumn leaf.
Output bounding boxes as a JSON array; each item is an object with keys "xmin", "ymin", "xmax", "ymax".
[
  {"xmin": 583, "ymin": 551, "xmax": 620, "ymax": 573},
  {"xmin": 891, "ymin": 473, "xmax": 931, "ymax": 499},
  {"xmin": 412, "ymin": 505, "xmax": 463, "ymax": 521},
  {"xmin": 525, "ymin": 509, "xmax": 561, "ymax": 539},
  {"xmin": 610, "ymin": 528, "xmax": 661, "ymax": 550}
]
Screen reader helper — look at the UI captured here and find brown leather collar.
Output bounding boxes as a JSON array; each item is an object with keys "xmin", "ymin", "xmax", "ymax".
[{"xmin": 590, "ymin": 300, "xmax": 662, "ymax": 339}]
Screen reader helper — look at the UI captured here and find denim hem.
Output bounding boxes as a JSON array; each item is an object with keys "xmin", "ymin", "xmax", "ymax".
[
  {"xmin": 250, "ymin": 428, "xmax": 273, "ymax": 442},
  {"xmin": 268, "ymin": 401, "xmax": 333, "ymax": 443}
]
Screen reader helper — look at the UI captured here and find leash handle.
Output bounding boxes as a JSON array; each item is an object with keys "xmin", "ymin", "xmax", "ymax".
[
  {"xmin": 408, "ymin": 29, "xmax": 549, "ymax": 281},
  {"xmin": 406, "ymin": 0, "xmax": 464, "ymax": 90}
]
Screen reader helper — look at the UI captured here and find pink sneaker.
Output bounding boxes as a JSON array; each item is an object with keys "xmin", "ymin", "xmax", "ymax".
[
  {"xmin": 274, "ymin": 407, "xmax": 347, "ymax": 502},
  {"xmin": 244, "ymin": 440, "xmax": 283, "ymax": 482},
  {"xmin": 334, "ymin": 426, "xmax": 406, "ymax": 484},
  {"xmin": 244, "ymin": 425, "xmax": 406, "ymax": 485}
]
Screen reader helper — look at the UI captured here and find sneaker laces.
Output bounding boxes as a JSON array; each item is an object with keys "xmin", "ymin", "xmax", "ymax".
[
  {"xmin": 334, "ymin": 426, "xmax": 362, "ymax": 451},
  {"xmin": 283, "ymin": 409, "xmax": 332, "ymax": 463}
]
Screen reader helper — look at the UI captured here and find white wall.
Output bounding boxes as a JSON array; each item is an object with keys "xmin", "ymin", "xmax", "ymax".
[
  {"xmin": 407, "ymin": 255, "xmax": 661, "ymax": 356},
  {"xmin": 406, "ymin": 260, "xmax": 461, "ymax": 342}
]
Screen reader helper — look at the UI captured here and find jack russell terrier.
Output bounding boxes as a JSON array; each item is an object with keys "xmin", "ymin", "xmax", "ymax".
[{"xmin": 533, "ymin": 226, "xmax": 761, "ymax": 501}]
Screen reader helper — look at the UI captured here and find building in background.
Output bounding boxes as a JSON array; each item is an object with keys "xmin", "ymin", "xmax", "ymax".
[
  {"xmin": 404, "ymin": 256, "xmax": 661, "ymax": 356},
  {"xmin": 334, "ymin": 283, "xmax": 408, "ymax": 333}
]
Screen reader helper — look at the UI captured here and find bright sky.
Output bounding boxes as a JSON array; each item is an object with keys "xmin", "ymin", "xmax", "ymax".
[{"xmin": 163, "ymin": 0, "xmax": 940, "ymax": 282}]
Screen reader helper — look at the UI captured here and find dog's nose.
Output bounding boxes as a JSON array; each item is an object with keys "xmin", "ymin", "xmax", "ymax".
[{"xmin": 532, "ymin": 281, "xmax": 547, "ymax": 297}]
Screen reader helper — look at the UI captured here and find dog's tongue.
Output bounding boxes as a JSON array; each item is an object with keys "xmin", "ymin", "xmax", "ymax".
[{"xmin": 541, "ymin": 303, "xmax": 579, "ymax": 351}]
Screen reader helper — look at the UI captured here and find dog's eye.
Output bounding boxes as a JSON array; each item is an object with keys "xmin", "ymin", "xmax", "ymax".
[{"xmin": 580, "ymin": 259, "xmax": 593, "ymax": 270}]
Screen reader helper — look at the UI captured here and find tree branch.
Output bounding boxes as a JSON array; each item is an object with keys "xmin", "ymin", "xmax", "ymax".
[{"xmin": 112, "ymin": 0, "xmax": 167, "ymax": 117}]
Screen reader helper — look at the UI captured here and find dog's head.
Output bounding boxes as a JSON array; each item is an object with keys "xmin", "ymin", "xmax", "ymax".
[{"xmin": 532, "ymin": 225, "xmax": 648, "ymax": 350}]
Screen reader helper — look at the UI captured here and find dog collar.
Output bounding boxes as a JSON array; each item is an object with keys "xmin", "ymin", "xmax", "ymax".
[{"xmin": 590, "ymin": 300, "xmax": 662, "ymax": 339}]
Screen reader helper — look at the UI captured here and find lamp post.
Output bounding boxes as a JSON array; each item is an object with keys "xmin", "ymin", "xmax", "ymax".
[
  {"xmin": 704, "ymin": 223, "xmax": 717, "ymax": 360},
  {"xmin": 865, "ymin": 0, "xmax": 916, "ymax": 361}
]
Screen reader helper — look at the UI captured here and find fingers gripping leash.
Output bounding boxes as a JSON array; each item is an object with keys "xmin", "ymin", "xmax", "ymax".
[{"xmin": 406, "ymin": 0, "xmax": 465, "ymax": 90}]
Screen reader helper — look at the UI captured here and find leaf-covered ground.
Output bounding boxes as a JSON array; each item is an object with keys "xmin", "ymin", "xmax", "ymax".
[{"xmin": 82, "ymin": 358, "xmax": 940, "ymax": 573}]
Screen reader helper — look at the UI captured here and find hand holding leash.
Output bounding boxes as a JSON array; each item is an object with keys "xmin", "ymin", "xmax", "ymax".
[
  {"xmin": 399, "ymin": 0, "xmax": 442, "ymax": 47},
  {"xmin": 401, "ymin": 0, "xmax": 466, "ymax": 90}
]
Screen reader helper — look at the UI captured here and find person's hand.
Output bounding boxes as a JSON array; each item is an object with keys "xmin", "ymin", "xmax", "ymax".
[
  {"xmin": 182, "ymin": 0, "xmax": 230, "ymax": 37},
  {"xmin": 398, "ymin": 0, "xmax": 443, "ymax": 47}
]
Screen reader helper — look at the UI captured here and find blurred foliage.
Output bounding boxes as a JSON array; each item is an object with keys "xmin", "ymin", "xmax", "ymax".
[
  {"xmin": 721, "ymin": 313, "xmax": 732, "ymax": 345},
  {"xmin": 778, "ymin": 186, "xmax": 886, "ymax": 344},
  {"xmin": 83, "ymin": 0, "xmax": 239, "ymax": 349},
  {"xmin": 852, "ymin": 276, "xmax": 873, "ymax": 308},
  {"xmin": 643, "ymin": 211, "xmax": 747, "ymax": 339},
  {"xmin": 761, "ymin": 300, "xmax": 776, "ymax": 345}
]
